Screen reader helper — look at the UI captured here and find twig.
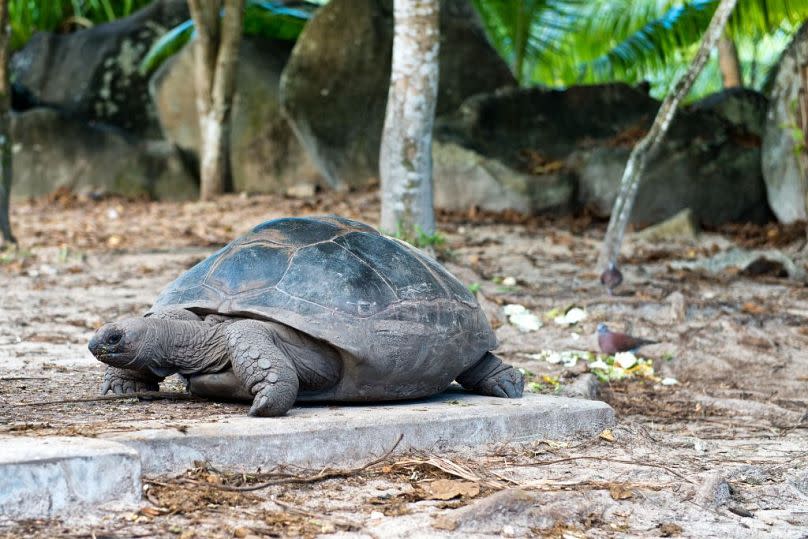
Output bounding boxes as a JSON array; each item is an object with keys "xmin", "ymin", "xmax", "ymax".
[
  {"xmin": 155, "ymin": 434, "xmax": 405, "ymax": 492},
  {"xmin": 512, "ymin": 455, "xmax": 695, "ymax": 484},
  {"xmin": 14, "ymin": 391, "xmax": 204, "ymax": 406},
  {"xmin": 271, "ymin": 497, "xmax": 360, "ymax": 529},
  {"xmin": 0, "ymin": 376, "xmax": 48, "ymax": 381}
]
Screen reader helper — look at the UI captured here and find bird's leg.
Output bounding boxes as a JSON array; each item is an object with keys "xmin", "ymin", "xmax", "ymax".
[
  {"xmin": 100, "ymin": 309, "xmax": 202, "ymax": 395},
  {"xmin": 456, "ymin": 352, "xmax": 524, "ymax": 398}
]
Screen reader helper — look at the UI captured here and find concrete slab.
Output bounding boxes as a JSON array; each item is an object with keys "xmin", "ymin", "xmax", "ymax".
[
  {"xmin": 0, "ymin": 436, "xmax": 141, "ymax": 519},
  {"xmin": 106, "ymin": 393, "xmax": 614, "ymax": 474}
]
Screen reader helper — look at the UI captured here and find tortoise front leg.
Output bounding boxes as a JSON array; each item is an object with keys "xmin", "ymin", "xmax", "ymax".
[
  {"xmin": 100, "ymin": 366, "xmax": 161, "ymax": 394},
  {"xmin": 225, "ymin": 319, "xmax": 300, "ymax": 417}
]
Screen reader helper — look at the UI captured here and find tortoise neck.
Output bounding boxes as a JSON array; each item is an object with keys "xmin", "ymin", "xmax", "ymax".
[{"xmin": 155, "ymin": 320, "xmax": 230, "ymax": 375}]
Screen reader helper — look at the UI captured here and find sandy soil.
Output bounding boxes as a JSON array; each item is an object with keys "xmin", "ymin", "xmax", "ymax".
[{"xmin": 1, "ymin": 189, "xmax": 807, "ymax": 537}]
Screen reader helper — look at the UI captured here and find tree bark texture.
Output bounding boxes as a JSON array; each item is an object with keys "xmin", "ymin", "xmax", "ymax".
[
  {"xmin": 718, "ymin": 32, "xmax": 743, "ymax": 88},
  {"xmin": 379, "ymin": 0, "xmax": 440, "ymax": 237},
  {"xmin": 0, "ymin": 0, "xmax": 13, "ymax": 246},
  {"xmin": 187, "ymin": 0, "xmax": 244, "ymax": 200},
  {"xmin": 598, "ymin": 0, "xmax": 739, "ymax": 271}
]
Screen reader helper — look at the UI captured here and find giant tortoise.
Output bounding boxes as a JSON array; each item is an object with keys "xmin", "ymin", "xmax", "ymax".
[{"xmin": 88, "ymin": 215, "xmax": 524, "ymax": 416}]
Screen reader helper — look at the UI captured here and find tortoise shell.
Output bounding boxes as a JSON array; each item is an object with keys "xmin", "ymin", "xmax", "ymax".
[{"xmin": 150, "ymin": 216, "xmax": 497, "ymax": 399}]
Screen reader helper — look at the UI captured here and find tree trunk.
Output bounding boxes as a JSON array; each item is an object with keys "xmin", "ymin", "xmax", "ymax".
[
  {"xmin": 0, "ymin": 0, "xmax": 13, "ymax": 246},
  {"xmin": 598, "ymin": 0, "xmax": 739, "ymax": 272},
  {"xmin": 187, "ymin": 0, "xmax": 244, "ymax": 200},
  {"xmin": 379, "ymin": 0, "xmax": 440, "ymax": 237},
  {"xmin": 718, "ymin": 32, "xmax": 743, "ymax": 88}
]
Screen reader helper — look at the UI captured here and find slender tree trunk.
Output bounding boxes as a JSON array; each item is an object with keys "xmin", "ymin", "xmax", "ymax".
[
  {"xmin": 598, "ymin": 0, "xmax": 738, "ymax": 271},
  {"xmin": 379, "ymin": 0, "xmax": 440, "ymax": 237},
  {"xmin": 187, "ymin": 0, "xmax": 244, "ymax": 200},
  {"xmin": 0, "ymin": 0, "xmax": 13, "ymax": 246},
  {"xmin": 718, "ymin": 31, "xmax": 743, "ymax": 88}
]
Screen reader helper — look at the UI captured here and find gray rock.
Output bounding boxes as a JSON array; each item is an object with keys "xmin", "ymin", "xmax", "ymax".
[
  {"xmin": 691, "ymin": 87, "xmax": 768, "ymax": 137},
  {"xmin": 560, "ymin": 373, "xmax": 601, "ymax": 401},
  {"xmin": 670, "ymin": 247, "xmax": 806, "ymax": 282},
  {"xmin": 438, "ymin": 84, "xmax": 769, "ymax": 226},
  {"xmin": 633, "ymin": 208, "xmax": 699, "ymax": 242},
  {"xmin": 433, "ymin": 142, "xmax": 574, "ymax": 213},
  {"xmin": 762, "ymin": 22, "xmax": 808, "ymax": 223},
  {"xmin": 279, "ymin": 0, "xmax": 515, "ymax": 188},
  {"xmin": 443, "ymin": 489, "xmax": 536, "ymax": 533},
  {"xmin": 10, "ymin": 0, "xmax": 188, "ymax": 138},
  {"xmin": 10, "ymin": 108, "xmax": 197, "ymax": 200},
  {"xmin": 150, "ymin": 38, "xmax": 323, "ymax": 195},
  {"xmin": 571, "ymin": 108, "xmax": 768, "ymax": 226}
]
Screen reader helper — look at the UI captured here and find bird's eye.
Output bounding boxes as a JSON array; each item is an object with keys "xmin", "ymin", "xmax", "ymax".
[{"xmin": 107, "ymin": 333, "xmax": 122, "ymax": 345}]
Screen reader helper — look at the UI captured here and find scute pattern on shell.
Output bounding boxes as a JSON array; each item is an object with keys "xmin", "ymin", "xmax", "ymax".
[
  {"xmin": 150, "ymin": 215, "xmax": 497, "ymax": 401},
  {"xmin": 153, "ymin": 215, "xmax": 476, "ymax": 318}
]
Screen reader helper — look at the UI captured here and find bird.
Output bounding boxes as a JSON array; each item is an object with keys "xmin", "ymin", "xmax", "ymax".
[
  {"xmin": 597, "ymin": 323, "xmax": 657, "ymax": 355},
  {"xmin": 600, "ymin": 262, "xmax": 623, "ymax": 295}
]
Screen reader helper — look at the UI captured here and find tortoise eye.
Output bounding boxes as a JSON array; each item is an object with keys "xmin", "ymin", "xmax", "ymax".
[{"xmin": 107, "ymin": 333, "xmax": 122, "ymax": 345}]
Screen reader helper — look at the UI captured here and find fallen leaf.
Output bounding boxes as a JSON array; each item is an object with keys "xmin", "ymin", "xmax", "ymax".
[
  {"xmin": 658, "ymin": 522, "xmax": 683, "ymax": 536},
  {"xmin": 609, "ymin": 484, "xmax": 633, "ymax": 500},
  {"xmin": 422, "ymin": 479, "xmax": 480, "ymax": 500},
  {"xmin": 599, "ymin": 429, "xmax": 615, "ymax": 442},
  {"xmin": 205, "ymin": 473, "xmax": 222, "ymax": 484},
  {"xmin": 741, "ymin": 302, "xmax": 767, "ymax": 315},
  {"xmin": 139, "ymin": 506, "xmax": 164, "ymax": 517},
  {"xmin": 432, "ymin": 515, "xmax": 459, "ymax": 531}
]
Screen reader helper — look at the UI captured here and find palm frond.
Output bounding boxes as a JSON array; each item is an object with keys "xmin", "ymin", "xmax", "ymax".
[
  {"xmin": 138, "ymin": 1, "xmax": 317, "ymax": 76},
  {"xmin": 472, "ymin": 0, "xmax": 586, "ymax": 84}
]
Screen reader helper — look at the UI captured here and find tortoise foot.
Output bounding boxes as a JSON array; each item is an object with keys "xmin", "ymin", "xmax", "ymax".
[{"xmin": 456, "ymin": 352, "xmax": 524, "ymax": 398}]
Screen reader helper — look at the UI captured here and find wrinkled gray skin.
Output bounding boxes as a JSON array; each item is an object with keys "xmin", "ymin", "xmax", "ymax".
[
  {"xmin": 88, "ymin": 216, "xmax": 524, "ymax": 417},
  {"xmin": 90, "ymin": 309, "xmax": 342, "ymax": 416},
  {"xmin": 90, "ymin": 309, "xmax": 522, "ymax": 417}
]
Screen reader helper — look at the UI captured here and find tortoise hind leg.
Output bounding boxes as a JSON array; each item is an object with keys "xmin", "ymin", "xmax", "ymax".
[{"xmin": 456, "ymin": 352, "xmax": 524, "ymax": 398}]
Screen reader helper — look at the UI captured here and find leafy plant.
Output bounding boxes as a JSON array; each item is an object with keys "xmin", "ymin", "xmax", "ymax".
[
  {"xmin": 139, "ymin": 0, "xmax": 317, "ymax": 75},
  {"xmin": 390, "ymin": 223, "xmax": 446, "ymax": 250},
  {"xmin": 9, "ymin": 0, "xmax": 153, "ymax": 50},
  {"xmin": 473, "ymin": 0, "xmax": 808, "ymax": 100}
]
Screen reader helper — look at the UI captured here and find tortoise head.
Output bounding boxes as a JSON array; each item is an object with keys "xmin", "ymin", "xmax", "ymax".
[{"xmin": 89, "ymin": 318, "xmax": 159, "ymax": 372}]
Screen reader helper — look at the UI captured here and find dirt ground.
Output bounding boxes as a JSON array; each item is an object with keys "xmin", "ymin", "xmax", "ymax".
[{"xmin": 1, "ymin": 188, "xmax": 808, "ymax": 538}]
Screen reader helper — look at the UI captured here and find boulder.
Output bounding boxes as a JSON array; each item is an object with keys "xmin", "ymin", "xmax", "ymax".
[
  {"xmin": 150, "ymin": 37, "xmax": 322, "ymax": 195},
  {"xmin": 10, "ymin": 108, "xmax": 197, "ymax": 200},
  {"xmin": 280, "ymin": 0, "xmax": 516, "ymax": 188},
  {"xmin": 433, "ymin": 142, "xmax": 574, "ymax": 213},
  {"xmin": 762, "ymin": 22, "xmax": 808, "ymax": 223},
  {"xmin": 438, "ymin": 84, "xmax": 770, "ymax": 226},
  {"xmin": 691, "ymin": 87, "xmax": 768, "ymax": 137},
  {"xmin": 10, "ymin": 0, "xmax": 189, "ymax": 138}
]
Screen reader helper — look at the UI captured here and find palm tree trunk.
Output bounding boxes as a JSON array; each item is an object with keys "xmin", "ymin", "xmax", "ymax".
[
  {"xmin": 0, "ymin": 0, "xmax": 14, "ymax": 246},
  {"xmin": 379, "ymin": 0, "xmax": 440, "ymax": 237},
  {"xmin": 187, "ymin": 0, "xmax": 244, "ymax": 201},
  {"xmin": 598, "ymin": 0, "xmax": 739, "ymax": 272},
  {"xmin": 718, "ymin": 32, "xmax": 743, "ymax": 88}
]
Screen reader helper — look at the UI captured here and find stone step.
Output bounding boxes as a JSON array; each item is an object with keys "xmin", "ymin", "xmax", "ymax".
[
  {"xmin": 0, "ymin": 436, "xmax": 141, "ymax": 520},
  {"xmin": 1, "ymin": 393, "xmax": 613, "ymax": 519}
]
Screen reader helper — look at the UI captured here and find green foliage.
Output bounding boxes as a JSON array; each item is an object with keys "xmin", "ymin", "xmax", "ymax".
[
  {"xmin": 9, "ymin": 0, "xmax": 153, "ymax": 51},
  {"xmin": 139, "ymin": 19, "xmax": 194, "ymax": 75},
  {"xmin": 473, "ymin": 0, "xmax": 808, "ymax": 100},
  {"xmin": 471, "ymin": 0, "xmax": 586, "ymax": 84},
  {"xmin": 391, "ymin": 224, "xmax": 446, "ymax": 250},
  {"xmin": 139, "ymin": 0, "xmax": 316, "ymax": 75}
]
